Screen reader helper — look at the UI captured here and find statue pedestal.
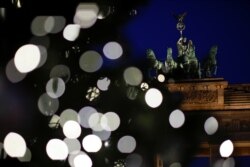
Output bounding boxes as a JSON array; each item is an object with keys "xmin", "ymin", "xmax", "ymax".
[{"xmin": 166, "ymin": 78, "xmax": 228, "ymax": 110}]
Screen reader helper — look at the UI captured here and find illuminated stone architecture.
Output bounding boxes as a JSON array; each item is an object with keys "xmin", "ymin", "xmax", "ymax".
[{"xmin": 155, "ymin": 78, "xmax": 250, "ymax": 167}]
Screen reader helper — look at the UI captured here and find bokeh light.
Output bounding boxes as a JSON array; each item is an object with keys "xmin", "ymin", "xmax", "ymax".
[
  {"xmin": 3, "ymin": 132, "xmax": 27, "ymax": 158},
  {"xmin": 157, "ymin": 74, "xmax": 165, "ymax": 82},
  {"xmin": 60, "ymin": 109, "xmax": 79, "ymax": 127},
  {"xmin": 86, "ymin": 86, "xmax": 100, "ymax": 101},
  {"xmin": 46, "ymin": 139, "xmax": 68, "ymax": 160},
  {"xmin": 5, "ymin": 59, "xmax": 27, "ymax": 83},
  {"xmin": 63, "ymin": 24, "xmax": 81, "ymax": 41},
  {"xmin": 48, "ymin": 114, "xmax": 60, "ymax": 129},
  {"xmin": 140, "ymin": 82, "xmax": 149, "ymax": 91},
  {"xmin": 44, "ymin": 16, "xmax": 66, "ymax": 34},
  {"xmin": 79, "ymin": 50, "xmax": 103, "ymax": 73},
  {"xmin": 97, "ymin": 5, "xmax": 111, "ymax": 19},
  {"xmin": 14, "ymin": 44, "xmax": 41, "ymax": 73},
  {"xmin": 219, "ymin": 140, "xmax": 234, "ymax": 158},
  {"xmin": 101, "ymin": 112, "xmax": 120, "ymax": 131},
  {"xmin": 0, "ymin": 8, "xmax": 6, "ymax": 21},
  {"xmin": 18, "ymin": 147, "xmax": 32, "ymax": 162},
  {"xmin": 0, "ymin": 142, "xmax": 7, "ymax": 159},
  {"xmin": 145, "ymin": 88, "xmax": 163, "ymax": 108},
  {"xmin": 125, "ymin": 153, "xmax": 143, "ymax": 167},
  {"xmin": 97, "ymin": 77, "xmax": 111, "ymax": 91},
  {"xmin": 223, "ymin": 157, "xmax": 235, "ymax": 167},
  {"xmin": 37, "ymin": 45, "xmax": 48, "ymax": 68},
  {"xmin": 213, "ymin": 159, "xmax": 224, "ymax": 167},
  {"xmin": 82, "ymin": 134, "xmax": 102, "ymax": 153},
  {"xmin": 63, "ymin": 120, "xmax": 82, "ymax": 139},
  {"xmin": 92, "ymin": 130, "xmax": 111, "ymax": 141},
  {"xmin": 78, "ymin": 106, "xmax": 98, "ymax": 128},
  {"xmin": 123, "ymin": 67, "xmax": 143, "ymax": 86},
  {"xmin": 126, "ymin": 86, "xmax": 139, "ymax": 100},
  {"xmin": 46, "ymin": 77, "xmax": 66, "ymax": 98},
  {"xmin": 103, "ymin": 41, "xmax": 123, "ymax": 60},
  {"xmin": 64, "ymin": 138, "xmax": 81, "ymax": 155},
  {"xmin": 117, "ymin": 136, "xmax": 136, "ymax": 153},
  {"xmin": 74, "ymin": 3, "xmax": 99, "ymax": 29},
  {"xmin": 88, "ymin": 112, "xmax": 104, "ymax": 131},
  {"xmin": 169, "ymin": 109, "xmax": 185, "ymax": 128},
  {"xmin": 204, "ymin": 116, "xmax": 219, "ymax": 135},
  {"xmin": 31, "ymin": 16, "xmax": 48, "ymax": 36},
  {"xmin": 170, "ymin": 162, "xmax": 182, "ymax": 167},
  {"xmin": 50, "ymin": 64, "xmax": 71, "ymax": 83},
  {"xmin": 38, "ymin": 93, "xmax": 59, "ymax": 116},
  {"xmin": 73, "ymin": 152, "xmax": 93, "ymax": 167}
]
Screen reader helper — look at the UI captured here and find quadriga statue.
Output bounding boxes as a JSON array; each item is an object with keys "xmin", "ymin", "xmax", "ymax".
[{"xmin": 202, "ymin": 45, "xmax": 218, "ymax": 78}]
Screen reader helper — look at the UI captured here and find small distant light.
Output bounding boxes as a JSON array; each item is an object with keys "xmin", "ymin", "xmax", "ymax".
[
  {"xmin": 103, "ymin": 41, "xmax": 123, "ymax": 60},
  {"xmin": 104, "ymin": 141, "xmax": 110, "ymax": 147},
  {"xmin": 73, "ymin": 153, "xmax": 93, "ymax": 167},
  {"xmin": 63, "ymin": 24, "xmax": 81, "ymax": 41},
  {"xmin": 129, "ymin": 9, "xmax": 137, "ymax": 16},
  {"xmin": 123, "ymin": 67, "xmax": 143, "ymax": 86},
  {"xmin": 169, "ymin": 109, "xmax": 185, "ymax": 128},
  {"xmin": 204, "ymin": 116, "xmax": 219, "ymax": 135},
  {"xmin": 46, "ymin": 77, "xmax": 66, "ymax": 98},
  {"xmin": 14, "ymin": 44, "xmax": 41, "ymax": 73},
  {"xmin": 117, "ymin": 136, "xmax": 136, "ymax": 153},
  {"xmin": 46, "ymin": 139, "xmax": 68, "ymax": 160},
  {"xmin": 157, "ymin": 74, "xmax": 165, "ymax": 83},
  {"xmin": 97, "ymin": 77, "xmax": 111, "ymax": 91},
  {"xmin": 145, "ymin": 88, "xmax": 163, "ymax": 108},
  {"xmin": 219, "ymin": 140, "xmax": 234, "ymax": 158},
  {"xmin": 82, "ymin": 135, "xmax": 102, "ymax": 153},
  {"xmin": 140, "ymin": 82, "xmax": 149, "ymax": 91},
  {"xmin": 79, "ymin": 50, "xmax": 103, "ymax": 73},
  {"xmin": 63, "ymin": 121, "xmax": 82, "ymax": 139},
  {"xmin": 3, "ymin": 132, "xmax": 27, "ymax": 158},
  {"xmin": 37, "ymin": 93, "xmax": 59, "ymax": 116},
  {"xmin": 86, "ymin": 86, "xmax": 100, "ymax": 101}
]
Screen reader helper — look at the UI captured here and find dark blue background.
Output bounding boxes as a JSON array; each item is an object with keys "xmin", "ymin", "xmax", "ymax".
[{"xmin": 122, "ymin": 0, "xmax": 250, "ymax": 84}]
